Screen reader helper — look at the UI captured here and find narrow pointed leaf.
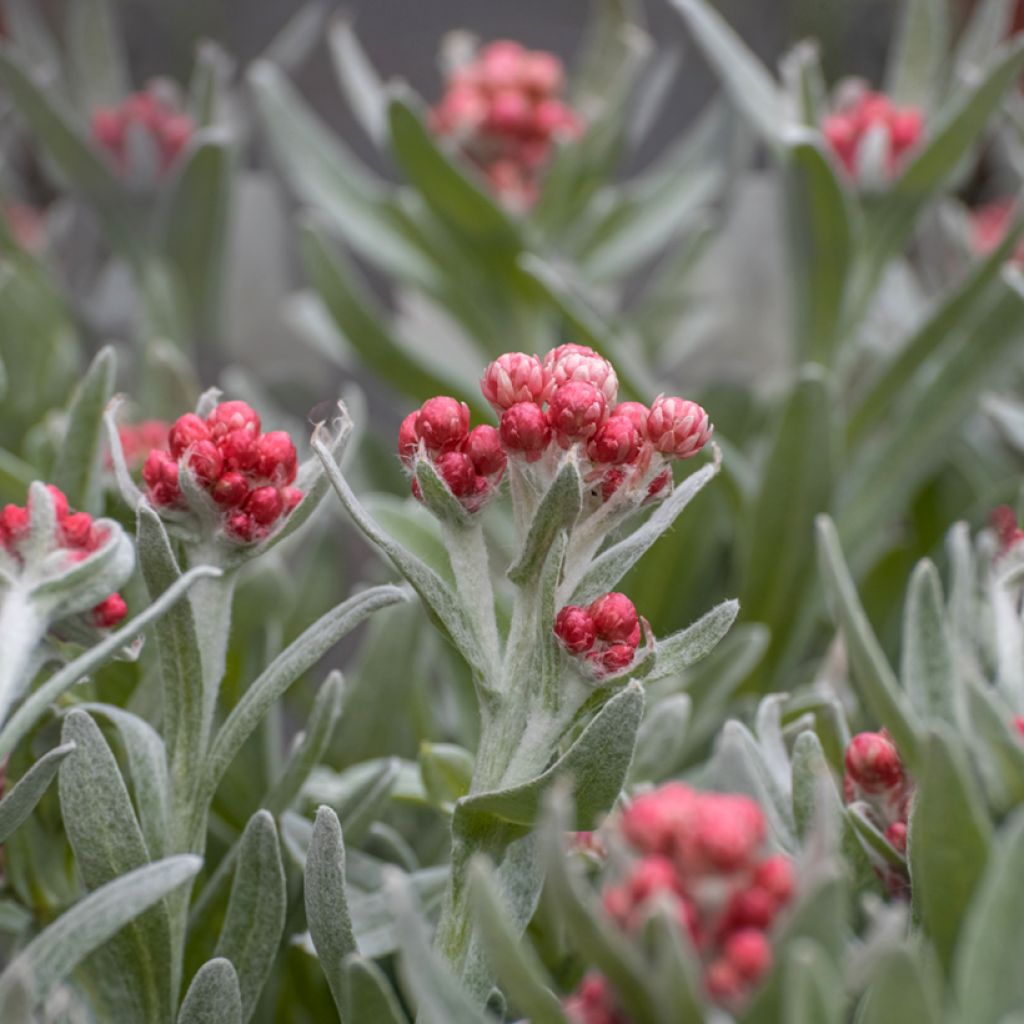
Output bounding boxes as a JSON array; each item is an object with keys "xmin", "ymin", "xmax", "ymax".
[
  {"xmin": 0, "ymin": 742, "xmax": 74, "ymax": 844},
  {"xmin": 900, "ymin": 560, "xmax": 957, "ymax": 723},
  {"xmin": 177, "ymin": 959, "xmax": 243, "ymax": 1024}
]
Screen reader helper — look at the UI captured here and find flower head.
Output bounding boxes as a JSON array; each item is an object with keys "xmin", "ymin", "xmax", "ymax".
[{"xmin": 92, "ymin": 89, "xmax": 193, "ymax": 177}]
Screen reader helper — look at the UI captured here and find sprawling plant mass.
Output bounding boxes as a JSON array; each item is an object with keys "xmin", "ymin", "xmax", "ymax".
[{"xmin": 0, "ymin": 0, "xmax": 1023, "ymax": 1021}]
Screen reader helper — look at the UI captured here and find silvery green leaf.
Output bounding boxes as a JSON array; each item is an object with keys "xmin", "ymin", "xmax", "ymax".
[
  {"xmin": 468, "ymin": 857, "xmax": 568, "ymax": 1024},
  {"xmin": 262, "ymin": 0, "xmax": 330, "ymax": 71},
  {"xmin": 668, "ymin": 0, "xmax": 785, "ymax": 144},
  {"xmin": 214, "ymin": 811, "xmax": 285, "ymax": 1023},
  {"xmin": 0, "ymin": 565, "xmax": 220, "ymax": 761},
  {"xmin": 846, "ymin": 804, "xmax": 906, "ymax": 869},
  {"xmin": 344, "ymin": 955, "xmax": 407, "ymax": 1024},
  {"xmin": 420, "ymin": 743, "xmax": 475, "ymax": 809},
  {"xmin": 900, "ymin": 559, "xmax": 958, "ymax": 723},
  {"xmin": 51, "ymin": 346, "xmax": 115, "ymax": 515},
  {"xmin": 58, "ymin": 710, "xmax": 175, "ymax": 1023},
  {"xmin": 857, "ymin": 945, "xmax": 942, "ymax": 1024},
  {"xmin": 815, "ymin": 516, "xmax": 921, "ymax": 766},
  {"xmin": 985, "ymin": 392, "xmax": 1024, "ymax": 457},
  {"xmin": 955, "ymin": 0, "xmax": 1015, "ymax": 79},
  {"xmin": 570, "ymin": 459, "xmax": 719, "ymax": 603},
  {"xmin": 909, "ymin": 728, "xmax": 992, "ymax": 972},
  {"xmin": 781, "ymin": 939, "xmax": 843, "ymax": 1024},
  {"xmin": 66, "ymin": 0, "xmax": 129, "ymax": 111},
  {"xmin": 0, "ymin": 741, "xmax": 74, "ymax": 844},
  {"xmin": 305, "ymin": 806, "xmax": 357, "ymax": 1017},
  {"xmin": 347, "ymin": 865, "xmax": 448, "ymax": 958},
  {"xmin": 645, "ymin": 901, "xmax": 704, "ymax": 1024},
  {"xmin": 389, "ymin": 874, "xmax": 493, "ymax": 1024},
  {"xmin": 954, "ymin": 809, "xmax": 1024, "ymax": 1023},
  {"xmin": 0, "ymin": 855, "xmax": 201, "ymax": 1013},
  {"xmin": 885, "ymin": 0, "xmax": 948, "ymax": 109},
  {"xmin": 77, "ymin": 704, "xmax": 169, "ymax": 860},
  {"xmin": 964, "ymin": 679, "xmax": 1024, "ymax": 813},
  {"xmin": 456, "ymin": 682, "xmax": 643, "ymax": 838},
  {"xmin": 203, "ymin": 584, "xmax": 406, "ymax": 802},
  {"xmin": 328, "ymin": 17, "xmax": 388, "ymax": 145},
  {"xmin": 177, "ymin": 959, "xmax": 242, "ymax": 1024},
  {"xmin": 188, "ymin": 40, "xmax": 234, "ymax": 126},
  {"xmin": 647, "ymin": 599, "xmax": 738, "ymax": 683},
  {"xmin": 507, "ymin": 456, "xmax": 582, "ymax": 586},
  {"xmin": 136, "ymin": 505, "xmax": 204, "ymax": 787},
  {"xmin": 103, "ymin": 399, "xmax": 145, "ymax": 510},
  {"xmin": 629, "ymin": 694, "xmax": 691, "ymax": 784}
]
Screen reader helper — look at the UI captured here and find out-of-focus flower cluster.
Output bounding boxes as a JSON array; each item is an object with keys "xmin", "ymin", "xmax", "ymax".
[
  {"xmin": 143, "ymin": 401, "xmax": 302, "ymax": 543},
  {"xmin": 0, "ymin": 484, "xmax": 126, "ymax": 628},
  {"xmin": 91, "ymin": 89, "xmax": 193, "ymax": 176},
  {"xmin": 564, "ymin": 783, "xmax": 794, "ymax": 1021},
  {"xmin": 991, "ymin": 504, "xmax": 1024, "ymax": 553},
  {"xmin": 823, "ymin": 86, "xmax": 923, "ymax": 182},
  {"xmin": 430, "ymin": 40, "xmax": 583, "ymax": 208},
  {"xmin": 555, "ymin": 592, "xmax": 647, "ymax": 680},
  {"xmin": 115, "ymin": 419, "xmax": 170, "ymax": 470}
]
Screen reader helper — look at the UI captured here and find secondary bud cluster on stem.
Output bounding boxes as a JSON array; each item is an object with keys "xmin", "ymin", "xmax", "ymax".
[
  {"xmin": 0, "ymin": 485, "xmax": 126, "ymax": 629},
  {"xmin": 565, "ymin": 783, "xmax": 793, "ymax": 1019},
  {"xmin": 91, "ymin": 89, "xmax": 193, "ymax": 176},
  {"xmin": 399, "ymin": 397, "xmax": 507, "ymax": 512},
  {"xmin": 822, "ymin": 86, "xmax": 923, "ymax": 182},
  {"xmin": 843, "ymin": 730, "xmax": 912, "ymax": 893},
  {"xmin": 991, "ymin": 505, "xmax": 1024, "ymax": 554},
  {"xmin": 481, "ymin": 344, "xmax": 711, "ymax": 506},
  {"xmin": 113, "ymin": 419, "xmax": 170, "ymax": 471},
  {"xmin": 431, "ymin": 40, "xmax": 583, "ymax": 209},
  {"xmin": 143, "ymin": 401, "xmax": 303, "ymax": 543},
  {"xmin": 554, "ymin": 592, "xmax": 647, "ymax": 678}
]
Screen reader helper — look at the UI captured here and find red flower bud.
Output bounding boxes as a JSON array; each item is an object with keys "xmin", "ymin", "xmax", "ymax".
[
  {"xmin": 689, "ymin": 793, "xmax": 766, "ymax": 872},
  {"xmin": 92, "ymin": 593, "xmax": 128, "ymax": 629},
  {"xmin": 544, "ymin": 344, "xmax": 618, "ymax": 405},
  {"xmin": 588, "ymin": 415, "xmax": 640, "ymax": 465},
  {"xmin": 168, "ymin": 413, "xmax": 211, "ymax": 458},
  {"xmin": 398, "ymin": 412, "xmax": 421, "ymax": 465},
  {"xmin": 500, "ymin": 401, "xmax": 551, "ymax": 458},
  {"xmin": 588, "ymin": 592, "xmax": 639, "ymax": 643},
  {"xmin": 186, "ymin": 440, "xmax": 223, "ymax": 485},
  {"xmin": 61, "ymin": 512, "xmax": 94, "ymax": 550},
  {"xmin": 435, "ymin": 451, "xmax": 478, "ymax": 498},
  {"xmin": 281, "ymin": 487, "xmax": 303, "ymax": 514},
  {"xmin": 594, "ymin": 643, "xmax": 636, "ymax": 674},
  {"xmin": 647, "ymin": 397, "xmax": 712, "ymax": 459},
  {"xmin": 612, "ymin": 401, "xmax": 649, "ymax": 438},
  {"xmin": 417, "ymin": 396, "xmax": 470, "ymax": 454},
  {"xmin": 256, "ymin": 431, "xmax": 298, "ymax": 486},
  {"xmin": 464, "ymin": 425, "xmax": 507, "ymax": 477},
  {"xmin": 225, "ymin": 512, "xmax": 256, "ymax": 542},
  {"xmin": 647, "ymin": 468, "xmax": 672, "ymax": 499},
  {"xmin": 211, "ymin": 471, "xmax": 249, "ymax": 507},
  {"xmin": 705, "ymin": 959, "xmax": 743, "ymax": 1001},
  {"xmin": 723, "ymin": 929, "xmax": 771, "ymax": 982},
  {"xmin": 548, "ymin": 382, "xmax": 607, "ymax": 446},
  {"xmin": 845, "ymin": 731, "xmax": 904, "ymax": 794},
  {"xmin": 885, "ymin": 821, "xmax": 908, "ymax": 854},
  {"xmin": 244, "ymin": 485, "xmax": 284, "ymax": 526},
  {"xmin": 207, "ymin": 400, "xmax": 261, "ymax": 442},
  {"xmin": 480, "ymin": 352, "xmax": 550, "ymax": 410},
  {"xmin": 722, "ymin": 885, "xmax": 777, "ymax": 931},
  {"xmin": 219, "ymin": 428, "xmax": 260, "ymax": 472},
  {"xmin": 554, "ymin": 605, "xmax": 597, "ymax": 654},
  {"xmin": 753, "ymin": 855, "xmax": 794, "ymax": 905}
]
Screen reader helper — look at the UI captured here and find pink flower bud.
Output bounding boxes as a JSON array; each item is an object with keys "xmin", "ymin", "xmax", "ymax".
[
  {"xmin": 845, "ymin": 731, "xmax": 903, "ymax": 794},
  {"xmin": 225, "ymin": 513, "xmax": 256, "ymax": 542},
  {"xmin": 646, "ymin": 468, "xmax": 672, "ymax": 499},
  {"xmin": 91, "ymin": 107, "xmax": 124, "ymax": 150},
  {"xmin": 486, "ymin": 89, "xmax": 531, "ymax": 134},
  {"xmin": 705, "ymin": 959, "xmax": 743, "ymax": 1002},
  {"xmin": 480, "ymin": 352, "xmax": 550, "ymax": 410},
  {"xmin": 479, "ymin": 40, "xmax": 526, "ymax": 89},
  {"xmin": 885, "ymin": 821, "xmax": 908, "ymax": 854},
  {"xmin": 612, "ymin": 401, "xmax": 649, "ymax": 438},
  {"xmin": 256, "ymin": 431, "xmax": 298, "ymax": 486},
  {"xmin": 723, "ymin": 929, "xmax": 771, "ymax": 983},
  {"xmin": 0, "ymin": 504, "xmax": 29, "ymax": 548},
  {"xmin": 587, "ymin": 415, "xmax": 641, "ymax": 465},
  {"xmin": 211, "ymin": 471, "xmax": 249, "ymax": 507},
  {"xmin": 588, "ymin": 592, "xmax": 639, "ymax": 643},
  {"xmin": 281, "ymin": 487, "xmax": 303, "ymax": 514},
  {"xmin": 500, "ymin": 401, "xmax": 551, "ymax": 458},
  {"xmin": 207, "ymin": 400, "xmax": 261, "ymax": 442},
  {"xmin": 417, "ymin": 396, "xmax": 470, "ymax": 454},
  {"xmin": 620, "ymin": 782, "xmax": 698, "ymax": 856},
  {"xmin": 690, "ymin": 793, "xmax": 766, "ymax": 872},
  {"xmin": 219, "ymin": 429, "xmax": 260, "ymax": 472},
  {"xmin": 92, "ymin": 593, "xmax": 128, "ymax": 629},
  {"xmin": 554, "ymin": 605, "xmax": 597, "ymax": 654},
  {"xmin": 1014, "ymin": 715, "xmax": 1024, "ymax": 738},
  {"xmin": 600, "ymin": 468, "xmax": 625, "ymax": 503},
  {"xmin": 520, "ymin": 51, "xmax": 563, "ymax": 95},
  {"xmin": 593, "ymin": 643, "xmax": 636, "ymax": 674},
  {"xmin": 435, "ymin": 451, "xmax": 478, "ymax": 498},
  {"xmin": 753, "ymin": 855, "xmax": 794, "ymax": 905},
  {"xmin": 398, "ymin": 412, "xmax": 421, "ymax": 465},
  {"xmin": 244, "ymin": 486, "xmax": 284, "ymax": 527},
  {"xmin": 168, "ymin": 413, "xmax": 211, "ymax": 458},
  {"xmin": 722, "ymin": 885, "xmax": 777, "ymax": 931},
  {"xmin": 62, "ymin": 512, "xmax": 94, "ymax": 550},
  {"xmin": 544, "ymin": 344, "xmax": 618, "ymax": 405},
  {"xmin": 548, "ymin": 382, "xmax": 607, "ymax": 446},
  {"xmin": 186, "ymin": 440, "xmax": 223, "ymax": 485},
  {"xmin": 647, "ymin": 397, "xmax": 712, "ymax": 459},
  {"xmin": 143, "ymin": 450, "xmax": 181, "ymax": 506},
  {"xmin": 464, "ymin": 425, "xmax": 507, "ymax": 477}
]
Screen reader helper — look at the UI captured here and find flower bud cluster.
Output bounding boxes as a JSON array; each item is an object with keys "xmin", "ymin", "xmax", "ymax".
[
  {"xmin": 115, "ymin": 419, "xmax": 171, "ymax": 470},
  {"xmin": 822, "ymin": 87, "xmax": 923, "ymax": 181},
  {"xmin": 430, "ymin": 40, "xmax": 583, "ymax": 208},
  {"xmin": 565, "ymin": 783, "xmax": 793, "ymax": 1019},
  {"xmin": 91, "ymin": 90, "xmax": 193, "ymax": 175},
  {"xmin": 843, "ymin": 730, "xmax": 912, "ymax": 891},
  {"xmin": 554, "ymin": 592, "xmax": 646, "ymax": 679},
  {"xmin": 399, "ymin": 397, "xmax": 508, "ymax": 513},
  {"xmin": 0, "ymin": 485, "xmax": 126, "ymax": 629},
  {"xmin": 142, "ymin": 401, "xmax": 303, "ymax": 543},
  {"xmin": 991, "ymin": 505, "xmax": 1024, "ymax": 555},
  {"xmin": 481, "ymin": 345, "xmax": 711, "ymax": 505}
]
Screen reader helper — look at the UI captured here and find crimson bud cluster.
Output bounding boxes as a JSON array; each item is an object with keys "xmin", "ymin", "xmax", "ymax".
[
  {"xmin": 0, "ymin": 485, "xmax": 127, "ymax": 629},
  {"xmin": 564, "ymin": 783, "xmax": 794, "ymax": 1019},
  {"xmin": 143, "ymin": 401, "xmax": 303, "ymax": 543},
  {"xmin": 822, "ymin": 88, "xmax": 923, "ymax": 180},
  {"xmin": 554, "ymin": 592, "xmax": 644, "ymax": 678},
  {"xmin": 91, "ymin": 90, "xmax": 193, "ymax": 174}
]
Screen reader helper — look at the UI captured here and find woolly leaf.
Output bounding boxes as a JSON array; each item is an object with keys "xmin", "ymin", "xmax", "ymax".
[
  {"xmin": 0, "ymin": 741, "xmax": 74, "ymax": 844},
  {"xmin": 900, "ymin": 559, "xmax": 958, "ymax": 723},
  {"xmin": 420, "ymin": 743, "xmax": 475, "ymax": 809},
  {"xmin": 857, "ymin": 946, "xmax": 941, "ymax": 1024},
  {"xmin": 177, "ymin": 959, "xmax": 243, "ymax": 1024},
  {"xmin": 629, "ymin": 693, "xmax": 691, "ymax": 784},
  {"xmin": 344, "ymin": 955, "xmax": 407, "ymax": 1024},
  {"xmin": 328, "ymin": 18, "xmax": 388, "ymax": 144}
]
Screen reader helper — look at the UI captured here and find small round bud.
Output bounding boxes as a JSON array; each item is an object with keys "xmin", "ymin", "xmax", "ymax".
[
  {"xmin": 845, "ymin": 732, "xmax": 904, "ymax": 794},
  {"xmin": 723, "ymin": 929, "xmax": 771, "ymax": 983},
  {"xmin": 500, "ymin": 401, "xmax": 551, "ymax": 458},
  {"xmin": 885, "ymin": 821, "xmax": 908, "ymax": 854},
  {"xmin": 588, "ymin": 592, "xmax": 639, "ymax": 643},
  {"xmin": 554, "ymin": 605, "xmax": 597, "ymax": 654},
  {"xmin": 281, "ymin": 487, "xmax": 303, "ymax": 514},
  {"xmin": 62, "ymin": 512, "xmax": 94, "ymax": 550},
  {"xmin": 225, "ymin": 512, "xmax": 256, "ymax": 542},
  {"xmin": 464, "ymin": 425, "xmax": 507, "ymax": 476},
  {"xmin": 207, "ymin": 400, "xmax": 261, "ymax": 442},
  {"xmin": 595, "ymin": 643, "xmax": 636, "ymax": 674},
  {"xmin": 417, "ymin": 396, "xmax": 470, "ymax": 454},
  {"xmin": 168, "ymin": 413, "xmax": 211, "ymax": 458},
  {"xmin": 480, "ymin": 352, "xmax": 550, "ymax": 410},
  {"xmin": 705, "ymin": 958, "xmax": 743, "ymax": 1002},
  {"xmin": 186, "ymin": 440, "xmax": 223, "ymax": 485},
  {"xmin": 647, "ymin": 468, "xmax": 672, "ymax": 499},
  {"xmin": 398, "ymin": 412, "xmax": 420, "ymax": 465},
  {"xmin": 722, "ymin": 885, "xmax": 776, "ymax": 931},
  {"xmin": 0, "ymin": 504, "xmax": 29, "ymax": 548},
  {"xmin": 244, "ymin": 486, "xmax": 284, "ymax": 527},
  {"xmin": 211, "ymin": 471, "xmax": 249, "ymax": 507},
  {"xmin": 612, "ymin": 401, "xmax": 649, "ymax": 438},
  {"xmin": 544, "ymin": 343, "xmax": 618, "ymax": 405},
  {"xmin": 647, "ymin": 397, "xmax": 712, "ymax": 459},
  {"xmin": 256, "ymin": 431, "xmax": 298, "ymax": 486},
  {"xmin": 691, "ymin": 793, "xmax": 766, "ymax": 872},
  {"xmin": 435, "ymin": 451, "xmax": 478, "ymax": 498},
  {"xmin": 219, "ymin": 428, "xmax": 260, "ymax": 472},
  {"xmin": 92, "ymin": 593, "xmax": 128, "ymax": 629},
  {"xmin": 587, "ymin": 415, "xmax": 641, "ymax": 465},
  {"xmin": 753, "ymin": 855, "xmax": 794, "ymax": 905},
  {"xmin": 548, "ymin": 382, "xmax": 607, "ymax": 446},
  {"xmin": 142, "ymin": 450, "xmax": 181, "ymax": 506}
]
